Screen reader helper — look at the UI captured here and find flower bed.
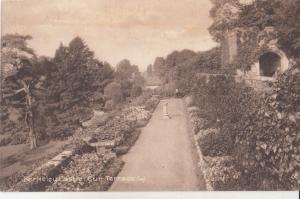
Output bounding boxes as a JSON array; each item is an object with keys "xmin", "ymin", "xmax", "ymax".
[
  {"xmin": 8, "ymin": 140, "xmax": 94, "ymax": 191},
  {"xmin": 130, "ymin": 94, "xmax": 160, "ymax": 112},
  {"xmin": 186, "ymin": 67, "xmax": 299, "ymax": 190},
  {"xmin": 46, "ymin": 152, "xmax": 112, "ymax": 191},
  {"xmin": 185, "ymin": 97, "xmax": 239, "ymax": 190},
  {"xmin": 197, "ymin": 128, "xmax": 233, "ymax": 157},
  {"xmin": 121, "ymin": 106, "xmax": 151, "ymax": 122},
  {"xmin": 9, "ymin": 93, "xmax": 160, "ymax": 191},
  {"xmin": 203, "ymin": 156, "xmax": 241, "ymax": 190}
]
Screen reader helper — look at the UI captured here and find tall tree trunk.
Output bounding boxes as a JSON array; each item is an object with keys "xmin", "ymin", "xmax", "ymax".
[{"xmin": 21, "ymin": 80, "xmax": 37, "ymax": 149}]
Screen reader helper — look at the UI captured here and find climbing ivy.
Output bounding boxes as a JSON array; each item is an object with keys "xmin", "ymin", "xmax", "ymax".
[{"xmin": 228, "ymin": 27, "xmax": 279, "ymax": 71}]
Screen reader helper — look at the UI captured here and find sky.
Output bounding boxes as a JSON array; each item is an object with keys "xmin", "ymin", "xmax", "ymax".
[{"xmin": 2, "ymin": 0, "xmax": 217, "ymax": 71}]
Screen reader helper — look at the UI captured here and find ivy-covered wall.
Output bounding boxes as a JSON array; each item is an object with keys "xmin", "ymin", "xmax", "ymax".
[{"xmin": 222, "ymin": 26, "xmax": 292, "ymax": 90}]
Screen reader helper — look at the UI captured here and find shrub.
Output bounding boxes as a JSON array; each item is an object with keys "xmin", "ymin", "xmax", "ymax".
[
  {"xmin": 144, "ymin": 96, "xmax": 160, "ymax": 111},
  {"xmin": 0, "ymin": 136, "xmax": 12, "ymax": 146},
  {"xmin": 204, "ymin": 156, "xmax": 241, "ymax": 190},
  {"xmin": 130, "ymin": 92, "xmax": 151, "ymax": 106},
  {"xmin": 191, "ymin": 68, "xmax": 299, "ymax": 190},
  {"xmin": 10, "ymin": 132, "xmax": 28, "ymax": 145},
  {"xmin": 192, "ymin": 75, "xmax": 254, "ymax": 157},
  {"xmin": 198, "ymin": 128, "xmax": 233, "ymax": 157},
  {"xmin": 190, "ymin": 117, "xmax": 212, "ymax": 134},
  {"xmin": 104, "ymin": 100, "xmax": 114, "ymax": 111},
  {"xmin": 233, "ymin": 67, "xmax": 300, "ymax": 190},
  {"xmin": 104, "ymin": 82, "xmax": 124, "ymax": 108},
  {"xmin": 130, "ymin": 85, "xmax": 143, "ymax": 98}
]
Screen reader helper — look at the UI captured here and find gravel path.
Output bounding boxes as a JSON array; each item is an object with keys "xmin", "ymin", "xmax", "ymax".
[{"xmin": 110, "ymin": 98, "xmax": 206, "ymax": 191}]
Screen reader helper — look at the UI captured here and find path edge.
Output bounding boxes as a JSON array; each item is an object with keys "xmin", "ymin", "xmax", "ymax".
[{"xmin": 182, "ymin": 98, "xmax": 214, "ymax": 191}]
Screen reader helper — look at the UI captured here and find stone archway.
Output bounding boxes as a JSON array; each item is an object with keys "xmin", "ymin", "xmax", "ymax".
[{"xmin": 259, "ymin": 52, "xmax": 281, "ymax": 77}]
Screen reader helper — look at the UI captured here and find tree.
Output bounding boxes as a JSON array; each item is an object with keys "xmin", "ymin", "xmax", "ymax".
[
  {"xmin": 45, "ymin": 37, "xmax": 97, "ymax": 138},
  {"xmin": 130, "ymin": 85, "xmax": 143, "ymax": 98},
  {"xmin": 115, "ymin": 59, "xmax": 145, "ymax": 98},
  {"xmin": 153, "ymin": 57, "xmax": 166, "ymax": 77},
  {"xmin": 104, "ymin": 82, "xmax": 123, "ymax": 108},
  {"xmin": 152, "ymin": 49, "xmax": 197, "ymax": 84},
  {"xmin": 88, "ymin": 61, "xmax": 114, "ymax": 107},
  {"xmin": 173, "ymin": 47, "xmax": 222, "ymax": 94},
  {"xmin": 165, "ymin": 50, "xmax": 197, "ymax": 69},
  {"xmin": 146, "ymin": 64, "xmax": 153, "ymax": 76},
  {"xmin": 209, "ymin": 0, "xmax": 242, "ymax": 42},
  {"xmin": 230, "ymin": 0, "xmax": 300, "ymax": 60},
  {"xmin": 115, "ymin": 59, "xmax": 138, "ymax": 81},
  {"xmin": 1, "ymin": 34, "xmax": 40, "ymax": 149},
  {"xmin": 275, "ymin": 0, "xmax": 300, "ymax": 58}
]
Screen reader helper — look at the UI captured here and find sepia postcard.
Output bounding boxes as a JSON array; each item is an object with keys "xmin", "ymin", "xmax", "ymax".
[{"xmin": 0, "ymin": 0, "xmax": 299, "ymax": 197}]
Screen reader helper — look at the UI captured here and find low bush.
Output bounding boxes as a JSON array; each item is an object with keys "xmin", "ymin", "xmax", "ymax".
[
  {"xmin": 233, "ymin": 67, "xmax": 300, "ymax": 190},
  {"xmin": 0, "ymin": 136, "xmax": 12, "ymax": 147},
  {"xmin": 191, "ymin": 67, "xmax": 299, "ymax": 190},
  {"xmin": 104, "ymin": 82, "xmax": 124, "ymax": 109},
  {"xmin": 10, "ymin": 132, "xmax": 28, "ymax": 145},
  {"xmin": 121, "ymin": 106, "xmax": 151, "ymax": 122},
  {"xmin": 204, "ymin": 156, "xmax": 241, "ymax": 190},
  {"xmin": 144, "ymin": 96, "xmax": 160, "ymax": 111},
  {"xmin": 130, "ymin": 85, "xmax": 143, "ymax": 98},
  {"xmin": 46, "ymin": 152, "xmax": 105, "ymax": 191},
  {"xmin": 198, "ymin": 128, "xmax": 233, "ymax": 157}
]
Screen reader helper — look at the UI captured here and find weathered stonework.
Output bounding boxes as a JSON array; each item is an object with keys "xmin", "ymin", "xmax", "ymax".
[
  {"xmin": 221, "ymin": 30, "xmax": 238, "ymax": 67},
  {"xmin": 222, "ymin": 27, "xmax": 291, "ymax": 90}
]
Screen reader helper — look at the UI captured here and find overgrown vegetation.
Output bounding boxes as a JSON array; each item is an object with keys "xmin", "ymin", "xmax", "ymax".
[
  {"xmin": 233, "ymin": 67, "xmax": 300, "ymax": 190},
  {"xmin": 209, "ymin": 0, "xmax": 300, "ymax": 70},
  {"xmin": 150, "ymin": 0, "xmax": 300, "ymax": 190},
  {"xmin": 178, "ymin": 0, "xmax": 300, "ymax": 190},
  {"xmin": 188, "ymin": 68, "xmax": 299, "ymax": 190},
  {"xmin": 1, "ymin": 34, "xmax": 146, "ymax": 148}
]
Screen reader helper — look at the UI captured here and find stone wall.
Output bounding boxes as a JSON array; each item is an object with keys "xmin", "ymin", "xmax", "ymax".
[
  {"xmin": 221, "ymin": 30, "xmax": 238, "ymax": 67},
  {"xmin": 222, "ymin": 27, "xmax": 291, "ymax": 91}
]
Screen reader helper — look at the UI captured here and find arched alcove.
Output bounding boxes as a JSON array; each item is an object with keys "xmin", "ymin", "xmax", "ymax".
[{"xmin": 259, "ymin": 52, "xmax": 281, "ymax": 77}]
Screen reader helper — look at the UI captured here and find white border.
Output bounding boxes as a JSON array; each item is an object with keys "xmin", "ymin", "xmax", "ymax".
[{"xmin": 0, "ymin": 192, "xmax": 299, "ymax": 199}]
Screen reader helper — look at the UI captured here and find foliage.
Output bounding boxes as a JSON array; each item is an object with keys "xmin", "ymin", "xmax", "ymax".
[
  {"xmin": 175, "ymin": 47, "xmax": 224, "ymax": 94},
  {"xmin": 114, "ymin": 59, "xmax": 145, "ymax": 99},
  {"xmin": 237, "ymin": 0, "xmax": 281, "ymax": 30},
  {"xmin": 146, "ymin": 64, "xmax": 153, "ymax": 76},
  {"xmin": 233, "ymin": 67, "xmax": 300, "ymax": 190},
  {"xmin": 88, "ymin": 61, "xmax": 114, "ymax": 107},
  {"xmin": 152, "ymin": 57, "xmax": 166, "ymax": 77},
  {"xmin": 46, "ymin": 152, "xmax": 105, "ymax": 191},
  {"xmin": 1, "ymin": 35, "xmax": 116, "ymax": 145},
  {"xmin": 220, "ymin": 0, "xmax": 300, "ymax": 70},
  {"xmin": 151, "ymin": 49, "xmax": 197, "ymax": 84},
  {"xmin": 1, "ymin": 34, "xmax": 45, "ymax": 148},
  {"xmin": 198, "ymin": 128, "xmax": 233, "ymax": 157},
  {"xmin": 203, "ymin": 156, "xmax": 241, "ymax": 190},
  {"xmin": 209, "ymin": 0, "xmax": 242, "ymax": 42},
  {"xmin": 151, "ymin": 48, "xmax": 223, "ymax": 96},
  {"xmin": 130, "ymin": 85, "xmax": 143, "ymax": 98},
  {"xmin": 129, "ymin": 91, "xmax": 160, "ymax": 111},
  {"xmin": 190, "ymin": 65, "xmax": 299, "ymax": 190},
  {"xmin": 104, "ymin": 82, "xmax": 123, "ymax": 109},
  {"xmin": 274, "ymin": 0, "xmax": 300, "ymax": 58},
  {"xmin": 42, "ymin": 37, "xmax": 96, "ymax": 139},
  {"xmin": 143, "ymin": 95, "xmax": 160, "ymax": 111},
  {"xmin": 115, "ymin": 59, "xmax": 138, "ymax": 81},
  {"xmin": 189, "ymin": 74, "xmax": 257, "ymax": 159}
]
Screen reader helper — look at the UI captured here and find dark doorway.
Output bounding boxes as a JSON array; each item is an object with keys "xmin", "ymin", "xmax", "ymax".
[{"xmin": 259, "ymin": 52, "xmax": 281, "ymax": 77}]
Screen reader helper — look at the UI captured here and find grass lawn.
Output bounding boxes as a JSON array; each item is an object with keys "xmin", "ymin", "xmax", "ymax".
[{"xmin": 0, "ymin": 139, "xmax": 70, "ymax": 183}]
